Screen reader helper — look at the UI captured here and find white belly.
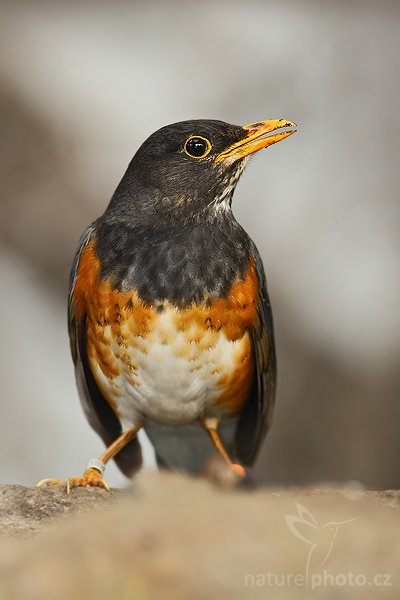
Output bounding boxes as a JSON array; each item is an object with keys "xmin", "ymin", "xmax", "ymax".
[{"xmin": 88, "ymin": 309, "xmax": 250, "ymax": 429}]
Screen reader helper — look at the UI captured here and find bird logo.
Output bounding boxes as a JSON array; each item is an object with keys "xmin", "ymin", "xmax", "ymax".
[{"xmin": 285, "ymin": 503, "xmax": 358, "ymax": 589}]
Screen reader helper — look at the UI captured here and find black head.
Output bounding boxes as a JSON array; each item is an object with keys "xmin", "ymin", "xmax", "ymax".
[
  {"xmin": 95, "ymin": 118, "xmax": 296, "ymax": 303},
  {"xmin": 106, "ymin": 118, "xmax": 296, "ymax": 225}
]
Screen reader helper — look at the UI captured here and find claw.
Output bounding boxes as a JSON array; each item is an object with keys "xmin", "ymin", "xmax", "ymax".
[{"xmin": 101, "ymin": 480, "xmax": 111, "ymax": 492}]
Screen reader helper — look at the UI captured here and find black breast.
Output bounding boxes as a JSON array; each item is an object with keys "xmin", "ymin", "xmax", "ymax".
[{"xmin": 94, "ymin": 216, "xmax": 251, "ymax": 307}]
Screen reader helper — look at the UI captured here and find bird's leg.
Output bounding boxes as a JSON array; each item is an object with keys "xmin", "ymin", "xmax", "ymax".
[
  {"xmin": 37, "ymin": 422, "xmax": 144, "ymax": 494},
  {"xmin": 66, "ymin": 424, "xmax": 144, "ymax": 494},
  {"xmin": 200, "ymin": 417, "xmax": 246, "ymax": 478}
]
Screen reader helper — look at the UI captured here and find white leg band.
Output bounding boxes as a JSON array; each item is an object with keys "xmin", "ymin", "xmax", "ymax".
[{"xmin": 87, "ymin": 459, "xmax": 106, "ymax": 475}]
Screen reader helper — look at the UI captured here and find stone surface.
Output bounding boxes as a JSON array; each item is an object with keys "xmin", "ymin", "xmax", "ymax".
[
  {"xmin": 0, "ymin": 474, "xmax": 399, "ymax": 599},
  {"xmin": 0, "ymin": 484, "xmax": 120, "ymax": 537}
]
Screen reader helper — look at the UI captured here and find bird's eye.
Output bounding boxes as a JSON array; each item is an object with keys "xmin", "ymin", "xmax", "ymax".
[{"xmin": 183, "ymin": 135, "xmax": 212, "ymax": 159}]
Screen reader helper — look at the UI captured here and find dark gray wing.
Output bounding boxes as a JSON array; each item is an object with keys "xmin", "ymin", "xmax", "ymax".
[
  {"xmin": 234, "ymin": 243, "xmax": 277, "ymax": 466},
  {"xmin": 68, "ymin": 225, "xmax": 142, "ymax": 476}
]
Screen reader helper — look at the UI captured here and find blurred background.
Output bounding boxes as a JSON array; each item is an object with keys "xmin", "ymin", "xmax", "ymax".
[{"xmin": 0, "ymin": 0, "xmax": 399, "ymax": 489}]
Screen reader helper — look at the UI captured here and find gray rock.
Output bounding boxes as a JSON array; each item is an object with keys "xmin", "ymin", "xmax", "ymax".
[
  {"xmin": 0, "ymin": 474, "xmax": 399, "ymax": 599},
  {"xmin": 0, "ymin": 484, "xmax": 120, "ymax": 537}
]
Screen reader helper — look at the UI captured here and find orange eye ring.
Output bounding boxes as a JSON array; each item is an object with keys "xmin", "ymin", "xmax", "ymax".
[{"xmin": 183, "ymin": 135, "xmax": 212, "ymax": 159}]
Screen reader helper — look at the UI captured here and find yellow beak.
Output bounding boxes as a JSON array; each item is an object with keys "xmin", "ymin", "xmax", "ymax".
[{"xmin": 215, "ymin": 119, "xmax": 297, "ymax": 164}]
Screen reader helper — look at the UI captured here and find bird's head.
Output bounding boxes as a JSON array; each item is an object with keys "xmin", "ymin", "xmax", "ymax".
[{"xmin": 108, "ymin": 118, "xmax": 296, "ymax": 225}]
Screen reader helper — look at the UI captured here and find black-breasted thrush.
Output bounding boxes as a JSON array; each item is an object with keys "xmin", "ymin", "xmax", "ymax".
[{"xmin": 38, "ymin": 118, "xmax": 296, "ymax": 491}]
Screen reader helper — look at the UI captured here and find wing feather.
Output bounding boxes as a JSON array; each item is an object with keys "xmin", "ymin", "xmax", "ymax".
[
  {"xmin": 68, "ymin": 225, "xmax": 142, "ymax": 476},
  {"xmin": 234, "ymin": 243, "xmax": 277, "ymax": 465}
]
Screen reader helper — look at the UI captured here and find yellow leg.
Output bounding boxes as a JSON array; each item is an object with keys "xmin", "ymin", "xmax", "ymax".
[
  {"xmin": 200, "ymin": 417, "xmax": 246, "ymax": 478},
  {"xmin": 37, "ymin": 422, "xmax": 144, "ymax": 494}
]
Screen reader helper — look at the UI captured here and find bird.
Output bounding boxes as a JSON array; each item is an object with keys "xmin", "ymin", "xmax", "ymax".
[{"xmin": 38, "ymin": 117, "xmax": 296, "ymax": 492}]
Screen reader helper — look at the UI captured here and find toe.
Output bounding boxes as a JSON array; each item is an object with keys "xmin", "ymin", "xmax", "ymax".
[{"xmin": 36, "ymin": 478, "xmax": 64, "ymax": 487}]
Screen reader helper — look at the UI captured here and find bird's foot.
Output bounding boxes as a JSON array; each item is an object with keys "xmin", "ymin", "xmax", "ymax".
[
  {"xmin": 37, "ymin": 460, "xmax": 109, "ymax": 495},
  {"xmin": 230, "ymin": 463, "xmax": 246, "ymax": 478},
  {"xmin": 66, "ymin": 467, "xmax": 110, "ymax": 494},
  {"xmin": 203, "ymin": 455, "xmax": 249, "ymax": 488}
]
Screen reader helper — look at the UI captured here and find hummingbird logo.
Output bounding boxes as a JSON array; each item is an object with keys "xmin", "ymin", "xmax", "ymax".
[{"xmin": 285, "ymin": 503, "xmax": 358, "ymax": 589}]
